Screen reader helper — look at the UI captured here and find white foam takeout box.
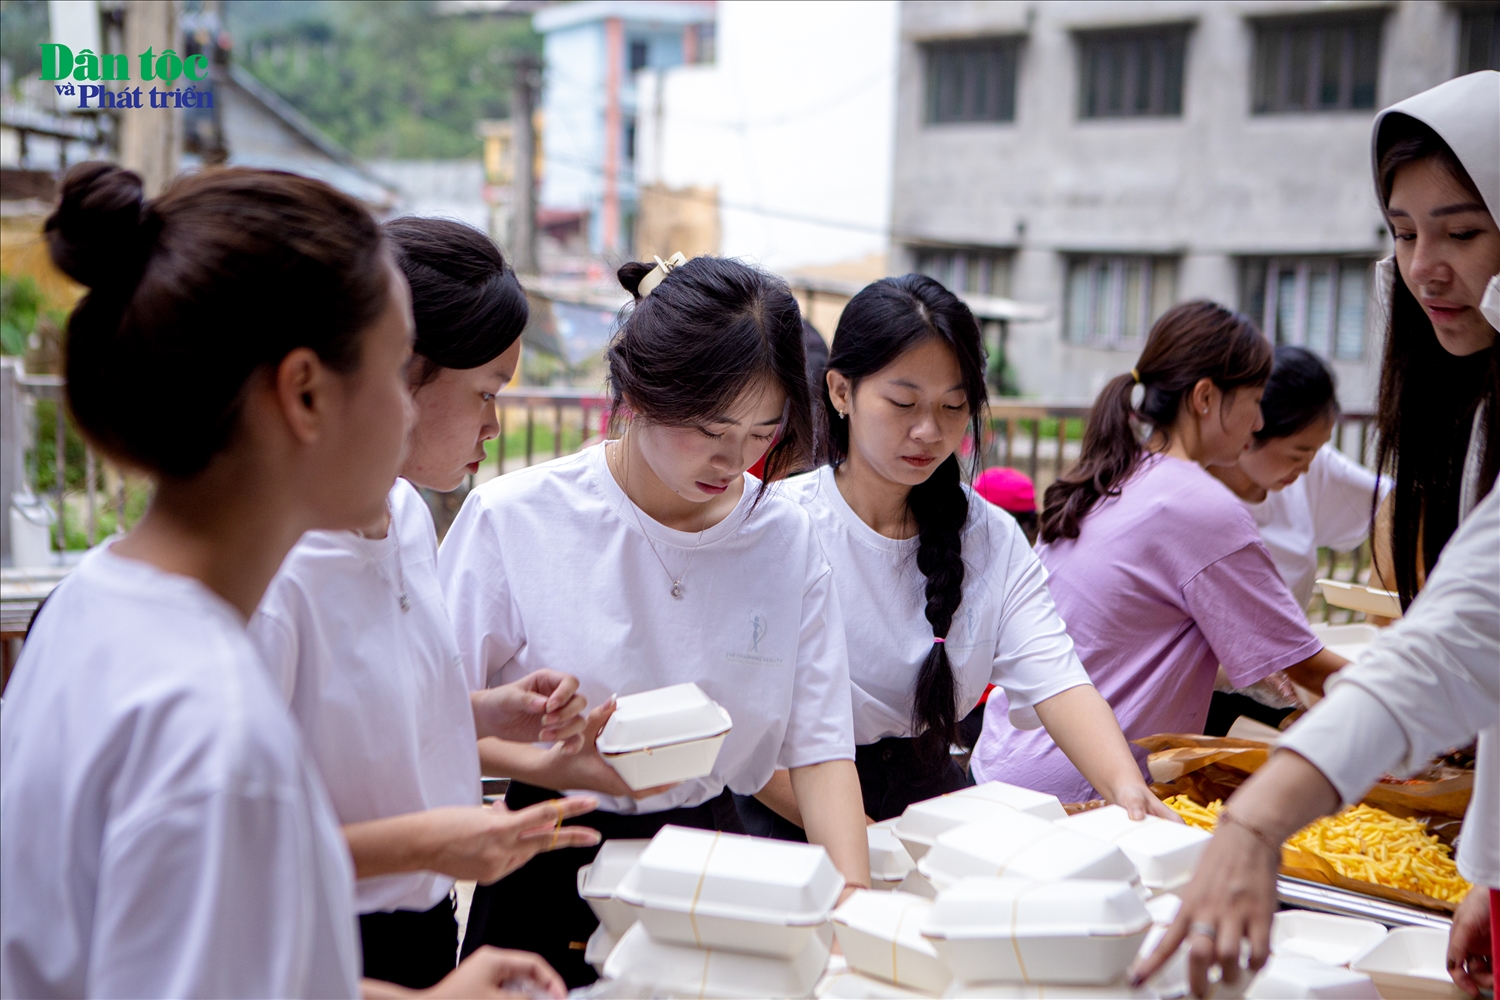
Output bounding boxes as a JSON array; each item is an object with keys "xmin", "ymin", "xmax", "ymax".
[
  {"xmin": 1316, "ymin": 580, "xmax": 1402, "ymax": 619},
  {"xmin": 1245, "ymin": 955, "xmax": 1381, "ymax": 999},
  {"xmin": 1056, "ymin": 805, "xmax": 1213, "ymax": 892},
  {"xmin": 832, "ymin": 890, "xmax": 951, "ymax": 996},
  {"xmin": 916, "ymin": 812, "xmax": 1141, "ymax": 891},
  {"xmin": 868, "ymin": 820, "xmax": 917, "ymax": 889},
  {"xmin": 596, "ymin": 683, "xmax": 733, "ymax": 791},
  {"xmin": 817, "ymin": 970, "xmax": 934, "ymax": 999},
  {"xmin": 894, "ymin": 783, "xmax": 1065, "ymax": 862},
  {"xmin": 1350, "ymin": 927, "xmax": 1468, "ymax": 1000},
  {"xmin": 584, "ymin": 924, "xmax": 616, "ymax": 976},
  {"xmin": 603, "ymin": 920, "xmax": 833, "ymax": 999},
  {"xmin": 1271, "ymin": 912, "xmax": 1388, "ymax": 968},
  {"xmin": 577, "ymin": 838, "xmax": 651, "ymax": 937},
  {"xmin": 920, "ymin": 877, "xmax": 1152, "ymax": 986},
  {"xmin": 941, "ymin": 982, "xmax": 1154, "ymax": 998},
  {"xmin": 613, "ymin": 825, "xmax": 845, "ymax": 958}
]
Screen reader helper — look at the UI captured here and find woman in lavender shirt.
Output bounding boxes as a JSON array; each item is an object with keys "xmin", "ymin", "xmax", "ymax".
[{"xmin": 972, "ymin": 302, "xmax": 1349, "ymax": 803}]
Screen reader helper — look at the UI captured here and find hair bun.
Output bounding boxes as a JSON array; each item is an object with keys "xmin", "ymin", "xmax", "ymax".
[
  {"xmin": 45, "ymin": 162, "xmax": 147, "ymax": 289},
  {"xmin": 617, "ymin": 260, "xmax": 654, "ymax": 301}
]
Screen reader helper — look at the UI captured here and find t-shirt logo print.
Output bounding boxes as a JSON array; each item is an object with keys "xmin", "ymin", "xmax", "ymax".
[
  {"xmin": 749, "ymin": 612, "xmax": 768, "ymax": 653},
  {"xmin": 725, "ymin": 610, "xmax": 782, "ymax": 666}
]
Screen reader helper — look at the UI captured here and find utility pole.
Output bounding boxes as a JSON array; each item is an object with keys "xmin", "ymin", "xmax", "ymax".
[
  {"xmin": 118, "ymin": 0, "xmax": 180, "ymax": 196},
  {"xmin": 510, "ymin": 55, "xmax": 539, "ymax": 276}
]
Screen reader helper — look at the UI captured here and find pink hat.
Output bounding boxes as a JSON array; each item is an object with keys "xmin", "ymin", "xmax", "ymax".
[{"xmin": 974, "ymin": 467, "xmax": 1035, "ymax": 514}]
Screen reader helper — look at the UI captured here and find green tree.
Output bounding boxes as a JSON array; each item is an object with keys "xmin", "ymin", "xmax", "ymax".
[
  {"xmin": 0, "ymin": 0, "xmax": 48, "ymax": 92},
  {"xmin": 229, "ymin": 0, "xmax": 540, "ymax": 159}
]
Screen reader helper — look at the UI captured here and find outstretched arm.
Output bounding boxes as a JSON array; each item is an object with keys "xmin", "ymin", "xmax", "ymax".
[{"xmin": 1033, "ymin": 685, "xmax": 1179, "ymax": 821}]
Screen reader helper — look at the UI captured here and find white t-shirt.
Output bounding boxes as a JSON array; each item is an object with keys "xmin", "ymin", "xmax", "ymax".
[
  {"xmin": 1240, "ymin": 446, "xmax": 1388, "ymax": 608},
  {"xmin": 438, "ymin": 444, "xmax": 856, "ymax": 815},
  {"xmin": 250, "ymin": 478, "xmax": 482, "ymax": 914},
  {"xmin": 780, "ymin": 466, "xmax": 1093, "ymax": 744},
  {"xmin": 1279, "ymin": 483, "xmax": 1499, "ymax": 887},
  {"xmin": 0, "ymin": 546, "xmax": 359, "ymax": 1000}
]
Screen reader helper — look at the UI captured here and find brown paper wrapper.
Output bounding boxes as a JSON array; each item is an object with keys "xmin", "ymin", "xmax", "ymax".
[{"xmin": 1138, "ymin": 734, "xmax": 1471, "ymax": 914}]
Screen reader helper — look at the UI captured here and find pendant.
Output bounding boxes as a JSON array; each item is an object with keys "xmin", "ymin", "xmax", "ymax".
[
  {"xmin": 399, "ymin": 593, "xmax": 411, "ymax": 612},
  {"xmin": 671, "ymin": 581, "xmax": 684, "ymax": 599}
]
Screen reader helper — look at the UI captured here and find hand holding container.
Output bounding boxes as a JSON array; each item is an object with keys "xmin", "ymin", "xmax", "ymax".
[{"xmin": 597, "ymin": 683, "xmax": 733, "ymax": 791}]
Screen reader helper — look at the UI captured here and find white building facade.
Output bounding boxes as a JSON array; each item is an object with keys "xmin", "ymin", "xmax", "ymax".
[
  {"xmin": 891, "ymin": 0, "xmax": 1499, "ymax": 406},
  {"xmin": 634, "ymin": 0, "xmax": 901, "ymax": 276},
  {"xmin": 533, "ymin": 0, "xmax": 715, "ymax": 257}
]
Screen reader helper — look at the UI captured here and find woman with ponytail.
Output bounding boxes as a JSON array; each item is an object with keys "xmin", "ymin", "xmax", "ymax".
[
  {"xmin": 748, "ymin": 275, "xmax": 1172, "ymax": 827},
  {"xmin": 973, "ymin": 301, "xmax": 1349, "ymax": 804}
]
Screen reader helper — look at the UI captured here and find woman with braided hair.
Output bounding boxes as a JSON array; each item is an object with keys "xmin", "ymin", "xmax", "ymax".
[{"xmin": 747, "ymin": 274, "xmax": 1171, "ymax": 828}]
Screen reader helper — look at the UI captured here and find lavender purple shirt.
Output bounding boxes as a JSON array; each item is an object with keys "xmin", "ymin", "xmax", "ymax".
[{"xmin": 971, "ymin": 454, "xmax": 1323, "ymax": 803}]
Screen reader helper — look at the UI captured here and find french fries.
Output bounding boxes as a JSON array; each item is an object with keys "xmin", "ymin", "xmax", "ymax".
[{"xmin": 1161, "ymin": 796, "xmax": 1472, "ymax": 903}]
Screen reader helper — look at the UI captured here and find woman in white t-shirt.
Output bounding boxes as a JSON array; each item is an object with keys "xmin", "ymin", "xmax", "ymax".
[
  {"xmin": 441, "ymin": 255, "xmax": 870, "ymax": 988},
  {"xmin": 1209, "ymin": 346, "xmax": 1388, "ymax": 610},
  {"xmin": 250, "ymin": 218, "xmax": 600, "ymax": 990},
  {"xmin": 748, "ymin": 275, "xmax": 1177, "ymax": 826},
  {"xmin": 1, "ymin": 164, "xmax": 559, "ymax": 999}
]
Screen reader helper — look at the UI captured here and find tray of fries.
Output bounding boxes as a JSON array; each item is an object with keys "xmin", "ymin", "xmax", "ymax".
[
  {"xmin": 1161, "ymin": 795, "xmax": 1470, "ymax": 913},
  {"xmin": 1140, "ymin": 735, "xmax": 1475, "ymax": 915}
]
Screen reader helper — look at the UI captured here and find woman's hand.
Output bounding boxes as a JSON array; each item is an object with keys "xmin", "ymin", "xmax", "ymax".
[
  {"xmin": 471, "ymin": 670, "xmax": 589, "ymax": 750},
  {"xmin": 525, "ymin": 700, "xmax": 679, "ymax": 800},
  {"xmin": 1448, "ymin": 887, "xmax": 1494, "ymax": 997},
  {"xmin": 345, "ymin": 796, "xmax": 601, "ymax": 884},
  {"xmin": 424, "ymin": 798, "xmax": 602, "ymax": 883},
  {"xmin": 425, "ymin": 946, "xmax": 567, "ymax": 999},
  {"xmin": 1130, "ymin": 817, "xmax": 1281, "ymax": 996},
  {"xmin": 1131, "ymin": 750, "xmax": 1342, "ymax": 997},
  {"xmin": 1111, "ymin": 781, "xmax": 1182, "ymax": 822}
]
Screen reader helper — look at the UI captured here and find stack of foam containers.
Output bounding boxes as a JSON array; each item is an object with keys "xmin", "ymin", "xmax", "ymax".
[{"xmin": 598, "ymin": 825, "xmax": 846, "ymax": 998}]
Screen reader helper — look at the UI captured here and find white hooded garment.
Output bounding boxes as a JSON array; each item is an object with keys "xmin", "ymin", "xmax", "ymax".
[
  {"xmin": 1370, "ymin": 70, "xmax": 1500, "ymax": 519},
  {"xmin": 1279, "ymin": 72, "xmax": 1500, "ymax": 892}
]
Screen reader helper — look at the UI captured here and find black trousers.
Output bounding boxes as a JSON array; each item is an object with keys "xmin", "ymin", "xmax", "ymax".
[
  {"xmin": 735, "ymin": 736, "xmax": 975, "ymax": 839},
  {"xmin": 359, "ymin": 893, "xmax": 457, "ymax": 990},
  {"xmin": 461, "ymin": 781, "xmax": 745, "ymax": 989},
  {"xmin": 856, "ymin": 736, "xmax": 975, "ymax": 821}
]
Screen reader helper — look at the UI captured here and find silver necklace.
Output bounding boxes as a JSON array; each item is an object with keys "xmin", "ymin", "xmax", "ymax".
[
  {"xmin": 355, "ymin": 497, "xmax": 410, "ymax": 612},
  {"xmin": 612, "ymin": 438, "xmax": 707, "ymax": 599}
]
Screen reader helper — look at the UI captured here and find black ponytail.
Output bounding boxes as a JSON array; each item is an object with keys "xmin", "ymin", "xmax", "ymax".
[
  {"xmin": 1040, "ymin": 301, "xmax": 1272, "ymax": 543},
  {"xmin": 823, "ymin": 274, "xmax": 987, "ymax": 758}
]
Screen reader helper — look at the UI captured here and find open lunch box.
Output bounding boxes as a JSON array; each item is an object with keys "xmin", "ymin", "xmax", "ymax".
[{"xmin": 596, "ymin": 682, "xmax": 733, "ymax": 791}]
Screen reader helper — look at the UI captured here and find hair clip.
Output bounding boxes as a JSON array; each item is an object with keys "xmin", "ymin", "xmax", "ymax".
[
  {"xmin": 1130, "ymin": 368, "xmax": 1142, "ymax": 384},
  {"xmin": 638, "ymin": 252, "xmax": 688, "ymax": 297}
]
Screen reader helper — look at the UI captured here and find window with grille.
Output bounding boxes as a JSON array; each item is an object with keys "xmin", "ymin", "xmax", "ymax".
[
  {"xmin": 1252, "ymin": 13, "xmax": 1383, "ymax": 113},
  {"xmin": 1459, "ymin": 4, "xmax": 1500, "ymax": 73},
  {"xmin": 912, "ymin": 247, "xmax": 1014, "ymax": 297},
  {"xmin": 1239, "ymin": 257, "xmax": 1372, "ymax": 360},
  {"xmin": 1077, "ymin": 25, "xmax": 1188, "ymax": 118},
  {"xmin": 1064, "ymin": 256, "xmax": 1178, "ymax": 349},
  {"xmin": 924, "ymin": 37, "xmax": 1021, "ymax": 124}
]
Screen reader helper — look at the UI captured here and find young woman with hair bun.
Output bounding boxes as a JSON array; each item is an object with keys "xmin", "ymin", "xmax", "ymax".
[
  {"xmin": 248, "ymin": 217, "xmax": 601, "ymax": 991},
  {"xmin": 973, "ymin": 301, "xmax": 1349, "ymax": 804},
  {"xmin": 440, "ymin": 255, "xmax": 869, "ymax": 988},
  {"xmin": 0, "ymin": 164, "xmax": 553, "ymax": 998},
  {"xmin": 745, "ymin": 274, "xmax": 1173, "ymax": 828}
]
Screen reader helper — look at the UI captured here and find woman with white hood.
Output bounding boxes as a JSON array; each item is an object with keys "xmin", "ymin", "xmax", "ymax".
[
  {"xmin": 1367, "ymin": 70, "xmax": 1500, "ymax": 609},
  {"xmin": 1132, "ymin": 70, "xmax": 1500, "ymax": 1000}
]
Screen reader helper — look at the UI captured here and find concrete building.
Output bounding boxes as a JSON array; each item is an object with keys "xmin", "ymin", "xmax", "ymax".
[
  {"xmin": 533, "ymin": 0, "xmax": 716, "ymax": 257},
  {"xmin": 891, "ymin": 0, "xmax": 1500, "ymax": 407}
]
